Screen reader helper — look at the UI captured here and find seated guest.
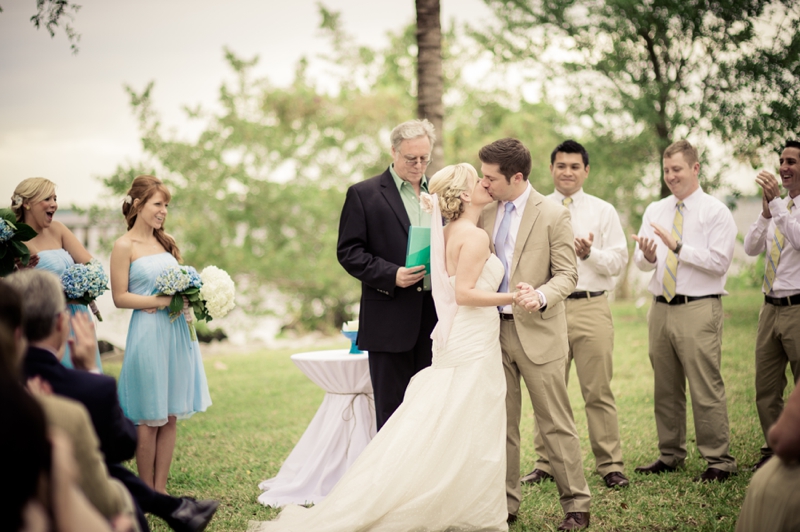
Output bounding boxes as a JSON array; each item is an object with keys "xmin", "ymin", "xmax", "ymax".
[
  {"xmin": 0, "ymin": 279, "xmax": 136, "ymax": 528},
  {"xmin": 736, "ymin": 383, "xmax": 800, "ymax": 531},
  {"xmin": 0, "ymin": 323, "xmax": 127, "ymax": 532},
  {"xmin": 4, "ymin": 271, "xmax": 219, "ymax": 532}
]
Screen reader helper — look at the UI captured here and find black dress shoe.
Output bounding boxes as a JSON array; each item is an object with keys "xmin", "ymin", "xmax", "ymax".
[
  {"xmin": 520, "ymin": 468, "xmax": 554, "ymax": 484},
  {"xmin": 507, "ymin": 513, "xmax": 518, "ymax": 524},
  {"xmin": 694, "ymin": 467, "xmax": 731, "ymax": 483},
  {"xmin": 603, "ymin": 471, "xmax": 630, "ymax": 488},
  {"xmin": 557, "ymin": 512, "xmax": 590, "ymax": 530},
  {"xmin": 752, "ymin": 455, "xmax": 772, "ymax": 471},
  {"xmin": 164, "ymin": 498, "xmax": 220, "ymax": 532},
  {"xmin": 634, "ymin": 459, "xmax": 677, "ymax": 475}
]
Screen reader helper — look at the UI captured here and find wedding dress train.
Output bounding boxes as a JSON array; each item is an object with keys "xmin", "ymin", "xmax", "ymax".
[{"xmin": 249, "ymin": 254, "xmax": 508, "ymax": 532}]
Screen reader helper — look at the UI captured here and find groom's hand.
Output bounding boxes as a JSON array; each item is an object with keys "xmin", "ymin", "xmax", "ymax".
[
  {"xmin": 515, "ymin": 283, "xmax": 542, "ymax": 312},
  {"xmin": 396, "ymin": 265, "xmax": 426, "ymax": 288}
]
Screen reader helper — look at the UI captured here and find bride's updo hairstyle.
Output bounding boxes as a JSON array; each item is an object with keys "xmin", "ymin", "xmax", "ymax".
[
  {"xmin": 11, "ymin": 178, "xmax": 56, "ymax": 223},
  {"xmin": 428, "ymin": 163, "xmax": 479, "ymax": 222},
  {"xmin": 123, "ymin": 175, "xmax": 182, "ymax": 262}
]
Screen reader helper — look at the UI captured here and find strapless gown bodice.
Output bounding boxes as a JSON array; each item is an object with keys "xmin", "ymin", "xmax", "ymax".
[{"xmin": 35, "ymin": 248, "xmax": 103, "ymax": 371}]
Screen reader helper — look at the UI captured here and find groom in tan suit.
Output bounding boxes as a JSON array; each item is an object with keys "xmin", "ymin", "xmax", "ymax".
[{"xmin": 479, "ymin": 138, "xmax": 591, "ymax": 531}]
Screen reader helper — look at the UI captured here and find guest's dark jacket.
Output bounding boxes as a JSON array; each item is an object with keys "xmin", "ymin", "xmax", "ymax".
[
  {"xmin": 23, "ymin": 346, "xmax": 137, "ymax": 464},
  {"xmin": 337, "ymin": 168, "xmax": 437, "ymax": 352}
]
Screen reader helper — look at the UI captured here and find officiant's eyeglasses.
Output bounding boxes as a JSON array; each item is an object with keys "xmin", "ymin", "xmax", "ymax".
[{"xmin": 402, "ymin": 155, "xmax": 431, "ymax": 167}]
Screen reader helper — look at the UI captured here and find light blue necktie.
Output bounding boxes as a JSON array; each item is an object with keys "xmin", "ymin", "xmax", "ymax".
[{"xmin": 495, "ymin": 202, "xmax": 515, "ymax": 295}]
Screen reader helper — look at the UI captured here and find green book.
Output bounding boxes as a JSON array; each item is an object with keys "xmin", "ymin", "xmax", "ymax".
[{"xmin": 405, "ymin": 225, "xmax": 431, "ymax": 274}]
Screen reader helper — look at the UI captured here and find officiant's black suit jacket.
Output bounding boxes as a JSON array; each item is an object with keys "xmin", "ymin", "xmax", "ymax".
[
  {"xmin": 337, "ymin": 168, "xmax": 437, "ymax": 352},
  {"xmin": 23, "ymin": 346, "xmax": 137, "ymax": 464}
]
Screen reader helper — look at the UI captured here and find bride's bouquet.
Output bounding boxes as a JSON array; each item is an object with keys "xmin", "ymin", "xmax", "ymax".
[
  {"xmin": 155, "ymin": 265, "xmax": 236, "ymax": 341},
  {"xmin": 0, "ymin": 208, "xmax": 37, "ymax": 277},
  {"xmin": 61, "ymin": 259, "xmax": 109, "ymax": 321}
]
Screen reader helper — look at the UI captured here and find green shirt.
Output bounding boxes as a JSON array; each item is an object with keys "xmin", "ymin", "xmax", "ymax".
[
  {"xmin": 390, "ymin": 164, "xmax": 431, "ymax": 227},
  {"xmin": 390, "ymin": 164, "xmax": 431, "ymax": 290}
]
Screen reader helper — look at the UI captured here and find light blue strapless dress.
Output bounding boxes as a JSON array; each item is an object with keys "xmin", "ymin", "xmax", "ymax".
[
  {"xmin": 117, "ymin": 252, "xmax": 212, "ymax": 426},
  {"xmin": 36, "ymin": 249, "xmax": 103, "ymax": 372}
]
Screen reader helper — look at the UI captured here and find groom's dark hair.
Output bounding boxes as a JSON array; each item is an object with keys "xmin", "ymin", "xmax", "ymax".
[{"xmin": 479, "ymin": 138, "xmax": 531, "ymax": 183}]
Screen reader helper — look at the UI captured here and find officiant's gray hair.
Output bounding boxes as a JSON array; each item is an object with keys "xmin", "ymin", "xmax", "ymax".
[
  {"xmin": 5, "ymin": 270, "xmax": 65, "ymax": 342},
  {"xmin": 390, "ymin": 119, "xmax": 436, "ymax": 151}
]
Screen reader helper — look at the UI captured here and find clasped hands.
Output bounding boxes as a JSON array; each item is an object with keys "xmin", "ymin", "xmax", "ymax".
[
  {"xmin": 755, "ymin": 170, "xmax": 781, "ymax": 219},
  {"xmin": 513, "ymin": 282, "xmax": 542, "ymax": 312}
]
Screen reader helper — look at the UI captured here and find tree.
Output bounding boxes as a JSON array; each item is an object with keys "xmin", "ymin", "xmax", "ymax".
[
  {"xmin": 0, "ymin": 1, "xmax": 82, "ymax": 53},
  {"xmin": 416, "ymin": 0, "xmax": 445, "ymax": 174},
  {"xmin": 476, "ymin": 0, "xmax": 800, "ymax": 196}
]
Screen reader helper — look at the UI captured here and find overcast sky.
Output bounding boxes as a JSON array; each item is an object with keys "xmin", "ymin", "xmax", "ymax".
[{"xmin": 0, "ymin": 0, "xmax": 494, "ymax": 207}]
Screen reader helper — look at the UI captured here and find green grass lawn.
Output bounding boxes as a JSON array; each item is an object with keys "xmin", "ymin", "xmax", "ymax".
[{"xmin": 103, "ymin": 288, "xmax": 793, "ymax": 531}]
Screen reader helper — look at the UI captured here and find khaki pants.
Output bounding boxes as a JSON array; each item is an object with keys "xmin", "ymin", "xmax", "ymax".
[
  {"xmin": 755, "ymin": 302, "xmax": 800, "ymax": 456},
  {"xmin": 501, "ymin": 320, "xmax": 591, "ymax": 515},
  {"xmin": 648, "ymin": 297, "xmax": 736, "ymax": 471},
  {"xmin": 533, "ymin": 294, "xmax": 624, "ymax": 476},
  {"xmin": 736, "ymin": 457, "xmax": 800, "ymax": 532}
]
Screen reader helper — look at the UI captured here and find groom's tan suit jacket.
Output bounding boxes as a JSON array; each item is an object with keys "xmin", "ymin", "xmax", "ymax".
[{"xmin": 482, "ymin": 187, "xmax": 578, "ymax": 358}]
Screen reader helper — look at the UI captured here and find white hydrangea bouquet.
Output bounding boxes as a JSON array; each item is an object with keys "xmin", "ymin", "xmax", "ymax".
[
  {"xmin": 61, "ymin": 259, "xmax": 109, "ymax": 321},
  {"xmin": 155, "ymin": 264, "xmax": 235, "ymax": 341}
]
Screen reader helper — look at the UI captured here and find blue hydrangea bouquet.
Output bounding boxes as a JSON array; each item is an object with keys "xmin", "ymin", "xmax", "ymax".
[
  {"xmin": 0, "ymin": 208, "xmax": 37, "ymax": 277},
  {"xmin": 155, "ymin": 265, "xmax": 206, "ymax": 341},
  {"xmin": 61, "ymin": 259, "xmax": 110, "ymax": 321},
  {"xmin": 155, "ymin": 264, "xmax": 236, "ymax": 342}
]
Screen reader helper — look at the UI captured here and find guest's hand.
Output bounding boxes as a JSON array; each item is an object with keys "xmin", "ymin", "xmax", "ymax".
[
  {"xmin": 26, "ymin": 376, "xmax": 53, "ymax": 397},
  {"xmin": 68, "ymin": 312, "xmax": 98, "ymax": 372},
  {"xmin": 574, "ymin": 233, "xmax": 594, "ymax": 260},
  {"xmin": 631, "ymin": 234, "xmax": 657, "ymax": 263},
  {"xmin": 396, "ymin": 265, "xmax": 426, "ymax": 288},
  {"xmin": 756, "ymin": 171, "xmax": 781, "ymax": 204},
  {"xmin": 14, "ymin": 253, "xmax": 39, "ymax": 270}
]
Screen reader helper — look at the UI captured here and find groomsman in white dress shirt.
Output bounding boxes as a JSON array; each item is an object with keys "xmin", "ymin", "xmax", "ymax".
[
  {"xmin": 521, "ymin": 140, "xmax": 630, "ymax": 489},
  {"xmin": 632, "ymin": 139, "xmax": 738, "ymax": 482},
  {"xmin": 743, "ymin": 139, "xmax": 800, "ymax": 471}
]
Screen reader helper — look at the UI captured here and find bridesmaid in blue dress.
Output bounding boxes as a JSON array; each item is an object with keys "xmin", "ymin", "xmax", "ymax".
[
  {"xmin": 110, "ymin": 175, "xmax": 211, "ymax": 494},
  {"xmin": 11, "ymin": 177, "xmax": 103, "ymax": 371}
]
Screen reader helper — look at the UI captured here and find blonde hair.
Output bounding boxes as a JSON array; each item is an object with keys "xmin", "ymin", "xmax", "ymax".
[
  {"xmin": 428, "ymin": 163, "xmax": 478, "ymax": 222},
  {"xmin": 123, "ymin": 176, "xmax": 182, "ymax": 262},
  {"xmin": 12, "ymin": 178, "xmax": 56, "ymax": 222},
  {"xmin": 663, "ymin": 139, "xmax": 699, "ymax": 167}
]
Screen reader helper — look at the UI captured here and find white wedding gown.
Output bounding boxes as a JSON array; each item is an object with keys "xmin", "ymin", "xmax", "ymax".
[{"xmin": 249, "ymin": 254, "xmax": 508, "ymax": 532}]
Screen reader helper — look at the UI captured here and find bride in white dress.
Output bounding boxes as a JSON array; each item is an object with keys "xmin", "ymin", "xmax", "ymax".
[{"xmin": 250, "ymin": 163, "xmax": 526, "ymax": 532}]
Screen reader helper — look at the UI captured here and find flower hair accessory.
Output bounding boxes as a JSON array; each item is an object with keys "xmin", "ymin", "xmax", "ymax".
[
  {"xmin": 11, "ymin": 195, "xmax": 23, "ymax": 208},
  {"xmin": 123, "ymin": 195, "xmax": 132, "ymax": 205},
  {"xmin": 419, "ymin": 192, "xmax": 434, "ymax": 214}
]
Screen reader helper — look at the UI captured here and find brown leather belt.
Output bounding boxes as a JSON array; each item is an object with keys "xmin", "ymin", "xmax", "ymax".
[
  {"xmin": 653, "ymin": 294, "xmax": 720, "ymax": 306},
  {"xmin": 765, "ymin": 294, "xmax": 800, "ymax": 306},
  {"xmin": 567, "ymin": 291, "xmax": 606, "ymax": 299}
]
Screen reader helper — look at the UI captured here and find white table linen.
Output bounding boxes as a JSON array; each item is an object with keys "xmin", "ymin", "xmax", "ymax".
[{"xmin": 257, "ymin": 349, "xmax": 375, "ymax": 507}]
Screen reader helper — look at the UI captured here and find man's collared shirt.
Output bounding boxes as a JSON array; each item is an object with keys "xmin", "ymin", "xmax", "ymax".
[
  {"xmin": 744, "ymin": 195, "xmax": 800, "ymax": 298},
  {"xmin": 548, "ymin": 188, "xmax": 628, "ymax": 293},
  {"xmin": 492, "ymin": 183, "xmax": 536, "ymax": 313},
  {"xmin": 633, "ymin": 187, "xmax": 737, "ymax": 297},
  {"xmin": 390, "ymin": 164, "xmax": 431, "ymax": 290}
]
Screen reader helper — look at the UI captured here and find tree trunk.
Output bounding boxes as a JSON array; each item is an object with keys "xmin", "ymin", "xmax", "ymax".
[
  {"xmin": 656, "ymin": 121, "xmax": 671, "ymax": 198},
  {"xmin": 416, "ymin": 0, "xmax": 444, "ymax": 175}
]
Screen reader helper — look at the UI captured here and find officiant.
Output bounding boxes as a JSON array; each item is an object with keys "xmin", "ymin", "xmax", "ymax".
[{"xmin": 337, "ymin": 119, "xmax": 438, "ymax": 431}]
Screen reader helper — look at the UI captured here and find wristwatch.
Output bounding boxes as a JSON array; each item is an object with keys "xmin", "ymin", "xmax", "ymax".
[{"xmin": 673, "ymin": 240, "xmax": 683, "ymax": 255}]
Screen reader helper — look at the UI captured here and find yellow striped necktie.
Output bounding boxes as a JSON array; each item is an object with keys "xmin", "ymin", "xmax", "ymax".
[
  {"xmin": 662, "ymin": 201, "xmax": 685, "ymax": 302},
  {"xmin": 562, "ymin": 197, "xmax": 573, "ymax": 207},
  {"xmin": 763, "ymin": 199, "xmax": 795, "ymax": 293}
]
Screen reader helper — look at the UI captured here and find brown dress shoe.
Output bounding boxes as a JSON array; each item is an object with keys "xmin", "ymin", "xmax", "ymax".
[
  {"xmin": 603, "ymin": 471, "xmax": 630, "ymax": 488},
  {"xmin": 694, "ymin": 467, "xmax": 731, "ymax": 483},
  {"xmin": 557, "ymin": 512, "xmax": 590, "ymax": 530},
  {"xmin": 520, "ymin": 468, "xmax": 554, "ymax": 484},
  {"xmin": 507, "ymin": 513, "xmax": 518, "ymax": 524},
  {"xmin": 634, "ymin": 459, "xmax": 677, "ymax": 474}
]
